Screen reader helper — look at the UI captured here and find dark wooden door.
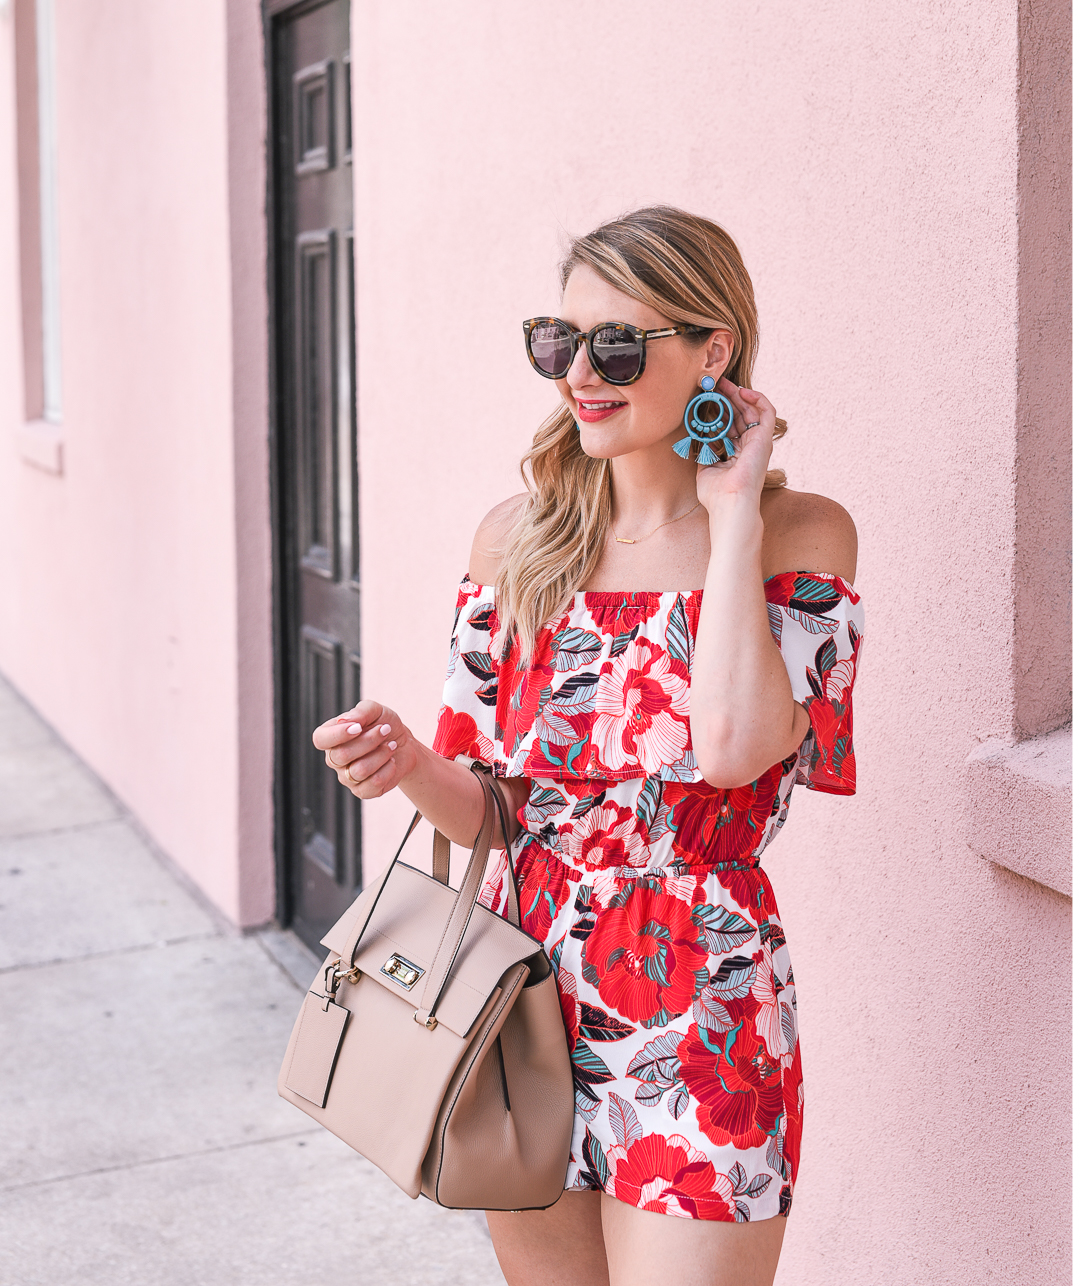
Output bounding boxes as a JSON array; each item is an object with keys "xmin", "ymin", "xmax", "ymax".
[{"xmin": 268, "ymin": 0, "xmax": 360, "ymax": 953}]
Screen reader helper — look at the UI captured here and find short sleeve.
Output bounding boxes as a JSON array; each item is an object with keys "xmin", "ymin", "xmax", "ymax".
[
  {"xmin": 431, "ymin": 577, "xmax": 505, "ymax": 774},
  {"xmin": 765, "ymin": 572, "xmax": 864, "ymax": 795}
]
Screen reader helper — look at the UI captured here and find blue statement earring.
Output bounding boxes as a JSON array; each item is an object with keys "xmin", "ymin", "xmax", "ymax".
[{"xmin": 674, "ymin": 376, "xmax": 737, "ymax": 465}]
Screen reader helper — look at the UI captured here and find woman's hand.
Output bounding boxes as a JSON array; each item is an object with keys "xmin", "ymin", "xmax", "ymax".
[
  {"xmin": 694, "ymin": 379, "xmax": 776, "ymax": 513},
  {"xmin": 311, "ymin": 699, "xmax": 418, "ymax": 799}
]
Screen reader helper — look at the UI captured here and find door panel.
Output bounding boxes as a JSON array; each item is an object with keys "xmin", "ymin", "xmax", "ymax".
[{"xmin": 269, "ymin": 0, "xmax": 359, "ymax": 953}]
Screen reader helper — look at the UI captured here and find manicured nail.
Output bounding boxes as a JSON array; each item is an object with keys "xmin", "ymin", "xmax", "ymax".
[
  {"xmin": 379, "ymin": 723, "xmax": 392, "ymax": 735},
  {"xmin": 388, "ymin": 740, "xmax": 397, "ymax": 751},
  {"xmin": 346, "ymin": 724, "xmax": 362, "ymax": 734}
]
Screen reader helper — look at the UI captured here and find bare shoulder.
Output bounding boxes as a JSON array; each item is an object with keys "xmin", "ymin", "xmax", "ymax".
[
  {"xmin": 469, "ymin": 493, "xmax": 530, "ymax": 586},
  {"xmin": 760, "ymin": 486, "xmax": 858, "ymax": 583}
]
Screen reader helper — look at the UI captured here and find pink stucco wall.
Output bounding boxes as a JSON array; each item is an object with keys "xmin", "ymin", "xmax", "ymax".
[
  {"xmin": 0, "ymin": 0, "xmax": 1068, "ymax": 1280},
  {"xmin": 352, "ymin": 2, "xmax": 1069, "ymax": 1283},
  {"xmin": 0, "ymin": 0, "xmax": 273, "ymax": 925}
]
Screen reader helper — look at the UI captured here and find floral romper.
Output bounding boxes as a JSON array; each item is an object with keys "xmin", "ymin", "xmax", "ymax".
[{"xmin": 434, "ymin": 573, "xmax": 864, "ymax": 1222}]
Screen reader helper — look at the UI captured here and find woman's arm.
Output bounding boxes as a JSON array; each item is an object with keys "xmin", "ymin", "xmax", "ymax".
[
  {"xmin": 311, "ymin": 496, "xmax": 531, "ymax": 849},
  {"xmin": 689, "ymin": 381, "xmax": 857, "ymax": 789}
]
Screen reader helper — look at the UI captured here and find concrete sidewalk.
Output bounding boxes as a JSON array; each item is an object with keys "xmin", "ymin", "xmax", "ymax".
[{"xmin": 0, "ymin": 674, "xmax": 505, "ymax": 1286}]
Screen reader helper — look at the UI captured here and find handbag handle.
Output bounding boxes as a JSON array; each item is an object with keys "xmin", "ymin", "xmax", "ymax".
[
  {"xmin": 436, "ymin": 769, "xmax": 522, "ymax": 928},
  {"xmin": 336, "ymin": 763, "xmax": 500, "ymax": 1030}
]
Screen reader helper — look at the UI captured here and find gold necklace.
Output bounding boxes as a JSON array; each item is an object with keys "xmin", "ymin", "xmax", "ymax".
[{"xmin": 612, "ymin": 501, "xmax": 702, "ymax": 545}]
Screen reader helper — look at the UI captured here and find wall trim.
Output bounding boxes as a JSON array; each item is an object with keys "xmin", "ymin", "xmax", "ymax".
[{"xmin": 964, "ymin": 726, "xmax": 1071, "ymax": 895}]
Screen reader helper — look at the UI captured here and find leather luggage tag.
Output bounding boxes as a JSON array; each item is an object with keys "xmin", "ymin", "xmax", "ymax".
[{"xmin": 283, "ymin": 990, "xmax": 350, "ymax": 1108}]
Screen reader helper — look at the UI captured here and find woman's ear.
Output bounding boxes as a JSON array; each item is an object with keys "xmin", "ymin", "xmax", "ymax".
[{"xmin": 701, "ymin": 328, "xmax": 735, "ymax": 377}]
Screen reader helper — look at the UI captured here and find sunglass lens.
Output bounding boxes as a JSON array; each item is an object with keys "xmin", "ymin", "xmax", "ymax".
[
  {"xmin": 529, "ymin": 322, "xmax": 575, "ymax": 377},
  {"xmin": 590, "ymin": 326, "xmax": 642, "ymax": 383}
]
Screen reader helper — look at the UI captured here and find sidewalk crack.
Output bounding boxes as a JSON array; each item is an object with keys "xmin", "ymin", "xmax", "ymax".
[
  {"xmin": 0, "ymin": 931, "xmax": 223, "ymax": 976},
  {"xmin": 0, "ymin": 814, "xmax": 125, "ymax": 845},
  {"xmin": 0, "ymin": 1129, "xmax": 324, "ymax": 1194}
]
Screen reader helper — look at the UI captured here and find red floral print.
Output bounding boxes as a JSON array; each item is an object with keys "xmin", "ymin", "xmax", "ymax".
[
  {"xmin": 431, "ymin": 705, "xmax": 494, "ymax": 765},
  {"xmin": 563, "ymin": 802, "xmax": 650, "ymax": 870},
  {"xmin": 583, "ymin": 884, "xmax": 708, "ymax": 1027},
  {"xmin": 610, "ymin": 1133, "xmax": 737, "ymax": 1220},
  {"xmin": 678, "ymin": 1016, "xmax": 785, "ymax": 1151},
  {"xmin": 433, "ymin": 573, "xmax": 864, "ymax": 1223},
  {"xmin": 516, "ymin": 838, "xmax": 575, "ymax": 941},
  {"xmin": 670, "ymin": 769, "xmax": 784, "ymax": 867},
  {"xmin": 592, "ymin": 637, "xmax": 690, "ymax": 775},
  {"xmin": 497, "ymin": 622, "xmax": 560, "ymax": 758},
  {"xmin": 584, "ymin": 593, "xmax": 663, "ymax": 638}
]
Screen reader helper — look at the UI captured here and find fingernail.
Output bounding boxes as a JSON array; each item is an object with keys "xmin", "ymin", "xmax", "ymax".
[
  {"xmin": 388, "ymin": 740, "xmax": 398, "ymax": 751},
  {"xmin": 346, "ymin": 724, "xmax": 362, "ymax": 734},
  {"xmin": 379, "ymin": 724, "xmax": 392, "ymax": 735}
]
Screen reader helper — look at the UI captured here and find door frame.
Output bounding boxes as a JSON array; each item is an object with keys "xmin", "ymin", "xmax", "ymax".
[{"xmin": 262, "ymin": 0, "xmax": 355, "ymax": 929}]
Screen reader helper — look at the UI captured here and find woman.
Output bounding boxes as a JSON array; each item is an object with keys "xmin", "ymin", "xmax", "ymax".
[{"xmin": 313, "ymin": 206, "xmax": 862, "ymax": 1286}]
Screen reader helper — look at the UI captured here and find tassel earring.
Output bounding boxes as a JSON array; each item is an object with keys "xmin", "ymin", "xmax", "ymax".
[{"xmin": 674, "ymin": 376, "xmax": 737, "ymax": 465}]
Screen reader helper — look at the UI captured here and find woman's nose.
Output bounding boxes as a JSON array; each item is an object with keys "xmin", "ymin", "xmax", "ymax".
[{"xmin": 566, "ymin": 339, "xmax": 601, "ymax": 388}]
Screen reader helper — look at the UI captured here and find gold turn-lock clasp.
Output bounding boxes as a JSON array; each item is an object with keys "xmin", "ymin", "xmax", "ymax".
[{"xmin": 381, "ymin": 952, "xmax": 424, "ymax": 990}]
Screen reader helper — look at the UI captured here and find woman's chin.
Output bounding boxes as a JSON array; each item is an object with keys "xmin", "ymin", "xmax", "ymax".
[{"xmin": 576, "ymin": 424, "xmax": 679, "ymax": 462}]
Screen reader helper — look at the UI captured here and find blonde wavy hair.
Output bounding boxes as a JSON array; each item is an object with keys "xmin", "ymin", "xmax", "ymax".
[{"xmin": 498, "ymin": 205, "xmax": 788, "ymax": 658}]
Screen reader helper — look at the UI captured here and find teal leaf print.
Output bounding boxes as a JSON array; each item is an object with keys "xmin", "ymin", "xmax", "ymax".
[
  {"xmin": 634, "ymin": 1082, "xmax": 664, "ymax": 1108},
  {"xmin": 627, "ymin": 1030, "xmax": 684, "ymax": 1094},
  {"xmin": 791, "ymin": 574, "xmax": 840, "ymax": 605},
  {"xmin": 552, "ymin": 627, "xmax": 603, "ymax": 672},
  {"xmin": 522, "ymin": 787, "xmax": 568, "ymax": 825},
  {"xmin": 578, "ymin": 1003, "xmax": 634, "ymax": 1042},
  {"xmin": 461, "ymin": 650, "xmax": 496, "ymax": 683},
  {"xmin": 767, "ymin": 1130, "xmax": 787, "ymax": 1180},
  {"xmin": 575, "ymin": 1081, "xmax": 602, "ymax": 1122},
  {"xmin": 767, "ymin": 602, "xmax": 783, "ymax": 647},
  {"xmin": 667, "ymin": 1084, "xmax": 689, "ymax": 1119},
  {"xmin": 445, "ymin": 637, "xmax": 460, "ymax": 681},
  {"xmin": 760, "ymin": 922, "xmax": 787, "ymax": 953},
  {"xmin": 571, "ymin": 788, "xmax": 607, "ymax": 818},
  {"xmin": 781, "ymin": 1002, "xmax": 797, "ymax": 1054},
  {"xmin": 710, "ymin": 955, "xmax": 756, "ymax": 1000},
  {"xmin": 691, "ymin": 903, "xmax": 757, "ymax": 954},
  {"xmin": 571, "ymin": 885, "xmax": 597, "ymax": 943},
  {"xmin": 693, "ymin": 986, "xmax": 736, "ymax": 1032},
  {"xmin": 608, "ymin": 630, "xmax": 635, "ymax": 660},
  {"xmin": 635, "ymin": 774, "xmax": 663, "ymax": 829},
  {"xmin": 582, "ymin": 1128, "xmax": 610, "ymax": 1190},
  {"xmin": 548, "ymin": 671, "xmax": 599, "ymax": 716},
  {"xmin": 814, "ymin": 636, "xmax": 838, "ymax": 678},
  {"xmin": 727, "ymin": 1161, "xmax": 747, "ymax": 1192},
  {"xmin": 608, "ymin": 1093, "xmax": 643, "ymax": 1149},
  {"xmin": 746, "ymin": 1173, "xmax": 773, "ymax": 1199},
  {"xmin": 665, "ymin": 596, "xmax": 692, "ymax": 669},
  {"xmin": 788, "ymin": 608, "xmax": 839, "ymax": 636},
  {"xmin": 534, "ymin": 710, "xmax": 581, "ymax": 746},
  {"xmin": 572, "ymin": 1040, "xmax": 615, "ymax": 1119}
]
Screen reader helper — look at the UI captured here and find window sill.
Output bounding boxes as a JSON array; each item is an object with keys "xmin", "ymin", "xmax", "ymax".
[
  {"xmin": 963, "ymin": 726, "xmax": 1071, "ymax": 896},
  {"xmin": 18, "ymin": 420, "xmax": 63, "ymax": 474}
]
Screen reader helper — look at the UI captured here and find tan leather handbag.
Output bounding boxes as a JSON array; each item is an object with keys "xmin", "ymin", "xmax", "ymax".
[{"xmin": 277, "ymin": 767, "xmax": 574, "ymax": 1210}]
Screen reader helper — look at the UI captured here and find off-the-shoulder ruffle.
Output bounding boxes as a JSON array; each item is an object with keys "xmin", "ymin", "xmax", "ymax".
[{"xmin": 436, "ymin": 572, "xmax": 863, "ymax": 794}]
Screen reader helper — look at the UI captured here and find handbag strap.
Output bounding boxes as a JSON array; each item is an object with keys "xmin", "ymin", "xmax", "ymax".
[
  {"xmin": 413, "ymin": 766, "xmax": 497, "ymax": 1028},
  {"xmin": 483, "ymin": 773, "xmax": 522, "ymax": 929},
  {"xmin": 430, "ymin": 770, "xmax": 522, "ymax": 930},
  {"xmin": 336, "ymin": 807, "xmax": 424, "ymax": 972},
  {"xmin": 337, "ymin": 763, "xmax": 497, "ymax": 1030}
]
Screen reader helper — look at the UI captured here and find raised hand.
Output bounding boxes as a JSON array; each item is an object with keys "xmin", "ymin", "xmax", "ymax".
[
  {"xmin": 311, "ymin": 699, "xmax": 417, "ymax": 799},
  {"xmin": 694, "ymin": 379, "xmax": 776, "ymax": 512}
]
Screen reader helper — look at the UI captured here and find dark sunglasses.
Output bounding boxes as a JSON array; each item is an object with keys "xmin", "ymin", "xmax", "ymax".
[{"xmin": 522, "ymin": 316, "xmax": 703, "ymax": 386}]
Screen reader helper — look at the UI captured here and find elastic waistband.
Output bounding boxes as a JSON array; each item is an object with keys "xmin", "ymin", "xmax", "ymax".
[{"xmin": 515, "ymin": 835, "xmax": 761, "ymax": 880}]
